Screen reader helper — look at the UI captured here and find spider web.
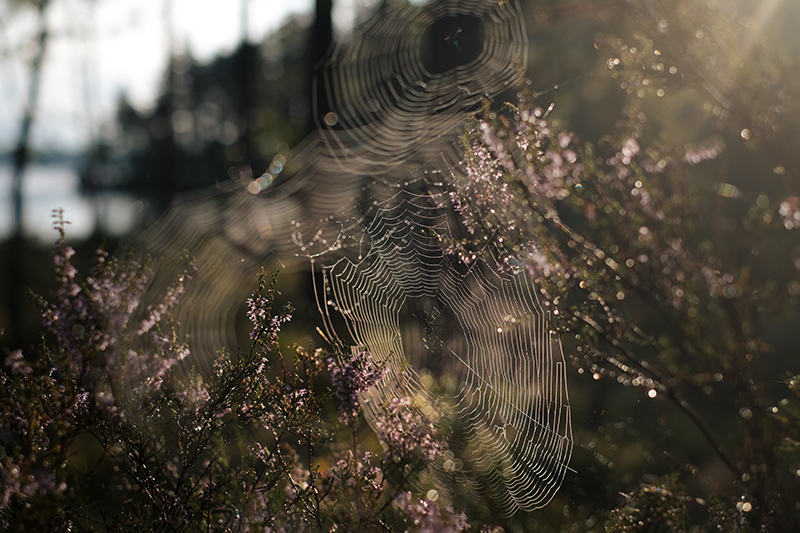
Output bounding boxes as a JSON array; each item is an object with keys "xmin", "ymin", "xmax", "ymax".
[
  {"xmin": 130, "ymin": 0, "xmax": 573, "ymax": 513},
  {"xmin": 299, "ymin": 182, "xmax": 572, "ymax": 515},
  {"xmin": 316, "ymin": 0, "xmax": 527, "ymax": 172},
  {"xmin": 131, "ymin": 0, "xmax": 529, "ymax": 375}
]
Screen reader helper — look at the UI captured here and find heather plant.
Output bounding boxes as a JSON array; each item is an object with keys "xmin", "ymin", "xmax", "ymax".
[
  {"xmin": 324, "ymin": 351, "xmax": 465, "ymax": 532},
  {"xmin": 449, "ymin": 2, "xmax": 800, "ymax": 524},
  {"xmin": 1, "ymin": 209, "xmax": 193, "ymax": 528},
  {"xmin": 5, "ymin": 1, "xmax": 800, "ymax": 530},
  {"xmin": 0, "ymin": 211, "xmax": 466, "ymax": 532}
]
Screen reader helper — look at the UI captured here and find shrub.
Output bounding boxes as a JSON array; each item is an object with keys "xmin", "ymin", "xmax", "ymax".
[{"xmin": 0, "ymin": 211, "xmax": 464, "ymax": 532}]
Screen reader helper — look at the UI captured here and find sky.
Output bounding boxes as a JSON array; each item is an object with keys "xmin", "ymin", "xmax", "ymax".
[{"xmin": 0, "ymin": 0, "xmax": 372, "ymax": 154}]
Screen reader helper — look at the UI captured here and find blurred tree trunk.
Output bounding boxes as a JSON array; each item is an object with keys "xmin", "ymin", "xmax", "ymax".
[
  {"xmin": 11, "ymin": 0, "xmax": 50, "ymax": 238},
  {"xmin": 235, "ymin": 42, "xmax": 258, "ymax": 177},
  {"xmin": 8, "ymin": 0, "xmax": 51, "ymax": 348},
  {"xmin": 238, "ymin": 0, "xmax": 252, "ymax": 173},
  {"xmin": 310, "ymin": 0, "xmax": 333, "ymax": 130}
]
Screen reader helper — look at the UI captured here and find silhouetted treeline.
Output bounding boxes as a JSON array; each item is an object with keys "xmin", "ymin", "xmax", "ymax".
[{"xmin": 80, "ymin": 5, "xmax": 332, "ymax": 213}]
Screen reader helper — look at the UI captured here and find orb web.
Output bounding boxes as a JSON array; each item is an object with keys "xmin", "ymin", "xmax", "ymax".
[
  {"xmin": 316, "ymin": 0, "xmax": 527, "ymax": 172},
  {"xmin": 303, "ymin": 187, "xmax": 573, "ymax": 515},
  {"xmin": 127, "ymin": 137, "xmax": 371, "ymax": 376},
  {"xmin": 128, "ymin": 0, "xmax": 572, "ymax": 512},
  {"xmin": 131, "ymin": 0, "xmax": 528, "ymax": 376}
]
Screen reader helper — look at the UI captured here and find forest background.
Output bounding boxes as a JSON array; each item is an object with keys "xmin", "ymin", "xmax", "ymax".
[{"xmin": 2, "ymin": 0, "xmax": 800, "ymax": 530}]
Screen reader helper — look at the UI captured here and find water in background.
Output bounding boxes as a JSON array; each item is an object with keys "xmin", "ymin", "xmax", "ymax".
[{"xmin": 0, "ymin": 163, "xmax": 143, "ymax": 245}]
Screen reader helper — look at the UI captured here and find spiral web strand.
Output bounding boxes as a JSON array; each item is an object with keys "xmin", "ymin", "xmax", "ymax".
[{"xmin": 303, "ymin": 187, "xmax": 572, "ymax": 515}]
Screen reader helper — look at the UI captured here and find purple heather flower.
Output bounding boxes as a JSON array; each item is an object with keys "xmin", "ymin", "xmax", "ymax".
[
  {"xmin": 136, "ymin": 278, "xmax": 186, "ymax": 335},
  {"xmin": 330, "ymin": 450, "xmax": 382, "ymax": 494},
  {"xmin": 5, "ymin": 350, "xmax": 32, "ymax": 376},
  {"xmin": 393, "ymin": 491, "xmax": 469, "ymax": 533},
  {"xmin": 328, "ymin": 351, "xmax": 386, "ymax": 425},
  {"xmin": 376, "ymin": 398, "xmax": 441, "ymax": 463},
  {"xmin": 246, "ymin": 291, "xmax": 291, "ymax": 340}
]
